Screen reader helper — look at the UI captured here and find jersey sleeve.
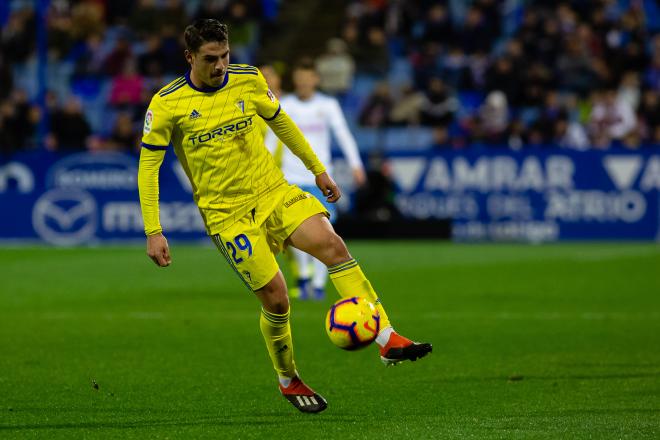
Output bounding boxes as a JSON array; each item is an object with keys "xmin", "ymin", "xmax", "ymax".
[
  {"xmin": 265, "ymin": 110, "xmax": 326, "ymax": 176},
  {"xmin": 254, "ymin": 69, "xmax": 282, "ymax": 121},
  {"xmin": 141, "ymin": 94, "xmax": 173, "ymax": 150},
  {"xmin": 327, "ymin": 98, "xmax": 364, "ymax": 170},
  {"xmin": 138, "ymin": 147, "xmax": 166, "ymax": 236}
]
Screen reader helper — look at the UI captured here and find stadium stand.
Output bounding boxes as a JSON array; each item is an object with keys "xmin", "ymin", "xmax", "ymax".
[{"xmin": 1, "ymin": 0, "xmax": 660, "ymax": 155}]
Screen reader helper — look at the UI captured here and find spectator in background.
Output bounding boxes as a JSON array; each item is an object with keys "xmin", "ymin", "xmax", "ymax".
[
  {"xmin": 618, "ymin": 71, "xmax": 641, "ymax": 110},
  {"xmin": 225, "ymin": 1, "xmax": 258, "ymax": 64},
  {"xmin": 638, "ymin": 89, "xmax": 660, "ymax": 142},
  {"xmin": 516, "ymin": 9, "xmax": 541, "ymax": 58},
  {"xmin": 430, "ymin": 125, "xmax": 451, "ymax": 149},
  {"xmin": 106, "ymin": 0, "xmax": 134, "ymax": 26},
  {"xmin": 441, "ymin": 46, "xmax": 468, "ymax": 89},
  {"xmin": 477, "ymin": 90, "xmax": 509, "ymax": 144},
  {"xmin": 420, "ymin": 4, "xmax": 453, "ymax": 46},
  {"xmin": 316, "ymin": 38, "xmax": 355, "ymax": 95},
  {"xmin": 104, "ymin": 35, "xmax": 133, "ymax": 77},
  {"xmin": 359, "ymin": 82, "xmax": 393, "ymax": 127},
  {"xmin": 536, "ymin": 18, "xmax": 562, "ymax": 67},
  {"xmin": 590, "ymin": 88, "xmax": 637, "ymax": 148},
  {"xmin": 459, "ymin": 6, "xmax": 494, "ymax": 54},
  {"xmin": 485, "ymin": 57, "xmax": 520, "ymax": 105},
  {"xmin": 160, "ymin": 0, "xmax": 186, "ymax": 35},
  {"xmin": 644, "ymin": 52, "xmax": 660, "ymax": 90},
  {"xmin": 160, "ymin": 31, "xmax": 188, "ymax": 75},
  {"xmin": 506, "ymin": 119, "xmax": 525, "ymax": 150},
  {"xmin": 340, "ymin": 20, "xmax": 361, "ymax": 66},
  {"xmin": 69, "ymin": 0, "xmax": 105, "ymax": 42},
  {"xmin": 530, "ymin": 91, "xmax": 564, "ymax": 144},
  {"xmin": 0, "ymin": 90, "xmax": 40, "ymax": 155},
  {"xmin": 554, "ymin": 114, "xmax": 590, "ymax": 150},
  {"xmin": 357, "ymin": 27, "xmax": 390, "ymax": 76},
  {"xmin": 138, "ymin": 35, "xmax": 166, "ymax": 77},
  {"xmin": 353, "ymin": 152, "xmax": 400, "ymax": 222},
  {"xmin": 129, "ymin": 0, "xmax": 163, "ymax": 38},
  {"xmin": 0, "ymin": 53, "xmax": 13, "ymax": 100},
  {"xmin": 109, "ymin": 59, "xmax": 144, "ymax": 115},
  {"xmin": 46, "ymin": 97, "xmax": 91, "ymax": 151},
  {"xmin": 420, "ymin": 77, "xmax": 458, "ymax": 127},
  {"xmin": 1, "ymin": 7, "xmax": 35, "ymax": 64},
  {"xmin": 465, "ymin": 49, "xmax": 489, "ymax": 91},
  {"xmin": 72, "ymin": 33, "xmax": 106, "ymax": 80},
  {"xmin": 105, "ymin": 112, "xmax": 138, "ymax": 151},
  {"xmin": 389, "ymin": 84, "xmax": 425, "ymax": 126},
  {"xmin": 47, "ymin": 4, "xmax": 74, "ymax": 62},
  {"xmin": 557, "ymin": 35, "xmax": 596, "ymax": 96},
  {"xmin": 520, "ymin": 61, "xmax": 555, "ymax": 107}
]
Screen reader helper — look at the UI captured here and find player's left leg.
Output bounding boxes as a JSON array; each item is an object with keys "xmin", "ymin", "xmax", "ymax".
[
  {"xmin": 255, "ymin": 271, "xmax": 327, "ymax": 413},
  {"xmin": 287, "ymin": 214, "xmax": 432, "ymax": 365},
  {"xmin": 213, "ymin": 217, "xmax": 326, "ymax": 413}
]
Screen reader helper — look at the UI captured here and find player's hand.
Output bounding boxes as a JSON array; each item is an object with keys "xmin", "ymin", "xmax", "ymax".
[
  {"xmin": 352, "ymin": 167, "xmax": 366, "ymax": 187},
  {"xmin": 315, "ymin": 172, "xmax": 341, "ymax": 203},
  {"xmin": 146, "ymin": 233, "xmax": 172, "ymax": 267}
]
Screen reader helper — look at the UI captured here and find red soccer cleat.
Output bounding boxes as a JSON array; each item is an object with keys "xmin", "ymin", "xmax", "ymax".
[
  {"xmin": 279, "ymin": 376, "xmax": 328, "ymax": 413},
  {"xmin": 379, "ymin": 331, "xmax": 432, "ymax": 366}
]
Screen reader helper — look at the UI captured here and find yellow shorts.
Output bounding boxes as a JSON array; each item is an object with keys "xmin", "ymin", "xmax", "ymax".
[{"xmin": 211, "ymin": 184, "xmax": 328, "ymax": 292}]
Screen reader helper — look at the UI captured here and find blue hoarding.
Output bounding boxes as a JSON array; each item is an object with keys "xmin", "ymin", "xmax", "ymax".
[
  {"xmin": 387, "ymin": 150, "xmax": 660, "ymax": 241},
  {"xmin": 0, "ymin": 150, "xmax": 206, "ymax": 245},
  {"xmin": 0, "ymin": 149, "xmax": 659, "ymax": 244}
]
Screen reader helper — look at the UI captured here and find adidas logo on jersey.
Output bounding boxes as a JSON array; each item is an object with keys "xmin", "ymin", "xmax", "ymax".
[{"xmin": 189, "ymin": 109, "xmax": 202, "ymax": 120}]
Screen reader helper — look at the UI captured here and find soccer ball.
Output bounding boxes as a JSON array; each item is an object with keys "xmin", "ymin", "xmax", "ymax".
[{"xmin": 325, "ymin": 297, "xmax": 380, "ymax": 350}]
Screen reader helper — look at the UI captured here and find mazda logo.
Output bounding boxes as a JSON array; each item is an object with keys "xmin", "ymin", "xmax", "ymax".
[{"xmin": 32, "ymin": 189, "xmax": 97, "ymax": 245}]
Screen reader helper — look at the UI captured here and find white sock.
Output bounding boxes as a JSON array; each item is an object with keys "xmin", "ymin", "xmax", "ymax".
[
  {"xmin": 375, "ymin": 326, "xmax": 394, "ymax": 347},
  {"xmin": 312, "ymin": 257, "xmax": 327, "ymax": 289},
  {"xmin": 279, "ymin": 375, "xmax": 293, "ymax": 388},
  {"xmin": 291, "ymin": 247, "xmax": 311, "ymax": 279}
]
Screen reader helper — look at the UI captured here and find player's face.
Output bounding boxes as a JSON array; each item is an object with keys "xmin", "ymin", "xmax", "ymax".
[
  {"xmin": 293, "ymin": 69, "xmax": 319, "ymax": 98},
  {"xmin": 189, "ymin": 41, "xmax": 230, "ymax": 87}
]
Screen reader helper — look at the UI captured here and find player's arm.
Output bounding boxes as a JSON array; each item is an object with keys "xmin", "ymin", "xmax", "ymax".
[
  {"xmin": 327, "ymin": 98, "xmax": 366, "ymax": 186},
  {"xmin": 254, "ymin": 70, "xmax": 341, "ymax": 202},
  {"xmin": 138, "ymin": 95, "xmax": 173, "ymax": 267}
]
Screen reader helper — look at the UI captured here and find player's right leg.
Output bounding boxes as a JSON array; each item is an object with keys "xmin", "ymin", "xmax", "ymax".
[{"xmin": 286, "ymin": 213, "xmax": 432, "ymax": 366}]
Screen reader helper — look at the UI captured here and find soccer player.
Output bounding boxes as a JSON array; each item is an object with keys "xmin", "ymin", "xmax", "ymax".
[
  {"xmin": 138, "ymin": 19, "xmax": 432, "ymax": 414},
  {"xmin": 278, "ymin": 59, "xmax": 366, "ymax": 300}
]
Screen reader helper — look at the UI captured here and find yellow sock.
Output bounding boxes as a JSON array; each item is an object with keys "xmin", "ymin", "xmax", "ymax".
[
  {"xmin": 328, "ymin": 258, "xmax": 391, "ymax": 330},
  {"xmin": 259, "ymin": 307, "xmax": 296, "ymax": 379}
]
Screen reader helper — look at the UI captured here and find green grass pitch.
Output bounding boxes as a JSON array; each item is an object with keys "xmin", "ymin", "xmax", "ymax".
[{"xmin": 1, "ymin": 242, "xmax": 659, "ymax": 439}]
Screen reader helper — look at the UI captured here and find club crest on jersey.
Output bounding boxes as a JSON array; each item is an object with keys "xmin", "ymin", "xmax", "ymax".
[
  {"xmin": 235, "ymin": 100, "xmax": 245, "ymax": 114},
  {"xmin": 189, "ymin": 109, "xmax": 202, "ymax": 120}
]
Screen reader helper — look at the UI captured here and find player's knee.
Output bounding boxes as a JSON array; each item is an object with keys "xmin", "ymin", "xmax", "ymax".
[
  {"xmin": 266, "ymin": 294, "xmax": 289, "ymax": 314},
  {"xmin": 323, "ymin": 232, "xmax": 350, "ymax": 266},
  {"xmin": 260, "ymin": 283, "xmax": 290, "ymax": 314}
]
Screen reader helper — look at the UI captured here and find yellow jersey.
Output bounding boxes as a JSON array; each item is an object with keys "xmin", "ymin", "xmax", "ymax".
[{"xmin": 138, "ymin": 64, "xmax": 326, "ymax": 235}]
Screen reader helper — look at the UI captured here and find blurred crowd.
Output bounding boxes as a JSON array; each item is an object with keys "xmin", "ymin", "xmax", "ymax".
[
  {"xmin": 0, "ymin": 0, "xmax": 269, "ymax": 155},
  {"xmin": 2, "ymin": 0, "xmax": 660, "ymax": 155},
  {"xmin": 347, "ymin": 0, "xmax": 660, "ymax": 149}
]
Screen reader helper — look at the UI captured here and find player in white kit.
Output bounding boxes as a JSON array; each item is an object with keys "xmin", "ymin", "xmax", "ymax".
[{"xmin": 279, "ymin": 59, "xmax": 366, "ymax": 300}]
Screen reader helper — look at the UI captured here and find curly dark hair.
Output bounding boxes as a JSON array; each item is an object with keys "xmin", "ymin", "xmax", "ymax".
[{"xmin": 184, "ymin": 19, "xmax": 229, "ymax": 53}]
